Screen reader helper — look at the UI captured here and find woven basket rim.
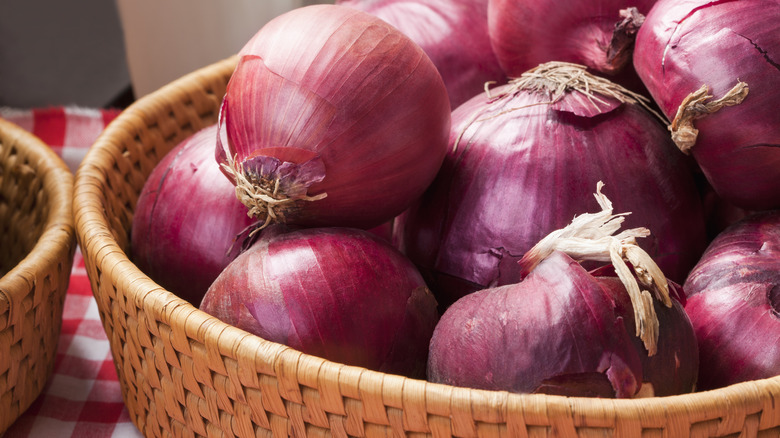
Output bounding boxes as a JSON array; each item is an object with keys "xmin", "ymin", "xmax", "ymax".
[
  {"xmin": 0, "ymin": 117, "xmax": 75, "ymax": 289},
  {"xmin": 72, "ymin": 56, "xmax": 780, "ymax": 429}
]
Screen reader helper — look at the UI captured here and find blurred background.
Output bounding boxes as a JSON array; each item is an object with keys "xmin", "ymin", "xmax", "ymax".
[{"xmin": 0, "ymin": 0, "xmax": 332, "ymax": 109}]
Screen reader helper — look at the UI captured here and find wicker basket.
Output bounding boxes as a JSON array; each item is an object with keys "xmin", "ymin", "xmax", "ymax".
[
  {"xmin": 73, "ymin": 56, "xmax": 780, "ymax": 437},
  {"xmin": 0, "ymin": 118, "xmax": 76, "ymax": 433}
]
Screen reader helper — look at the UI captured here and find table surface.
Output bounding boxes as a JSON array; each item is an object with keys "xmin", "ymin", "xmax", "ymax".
[{"xmin": 1, "ymin": 107, "xmax": 145, "ymax": 437}]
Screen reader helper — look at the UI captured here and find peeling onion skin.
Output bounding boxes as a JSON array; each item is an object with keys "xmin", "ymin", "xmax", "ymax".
[
  {"xmin": 130, "ymin": 125, "xmax": 255, "ymax": 305},
  {"xmin": 398, "ymin": 68, "xmax": 707, "ymax": 307},
  {"xmin": 633, "ymin": 0, "xmax": 780, "ymax": 211},
  {"xmin": 217, "ymin": 4, "xmax": 451, "ymax": 231},
  {"xmin": 683, "ymin": 210, "xmax": 780, "ymax": 391},
  {"xmin": 427, "ymin": 251, "xmax": 698, "ymax": 397},
  {"xmin": 601, "ymin": 273, "xmax": 699, "ymax": 397},
  {"xmin": 200, "ymin": 226, "xmax": 439, "ymax": 379},
  {"xmin": 336, "ymin": 0, "xmax": 506, "ymax": 108}
]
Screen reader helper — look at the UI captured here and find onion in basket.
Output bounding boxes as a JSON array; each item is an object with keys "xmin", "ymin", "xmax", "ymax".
[
  {"xmin": 131, "ymin": 124, "xmax": 255, "ymax": 305},
  {"xmin": 632, "ymin": 0, "xmax": 780, "ymax": 210},
  {"xmin": 200, "ymin": 226, "xmax": 439, "ymax": 378},
  {"xmin": 427, "ymin": 184, "xmax": 699, "ymax": 397},
  {"xmin": 397, "ymin": 61, "xmax": 707, "ymax": 308},
  {"xmin": 217, "ymin": 4, "xmax": 451, "ymax": 232},
  {"xmin": 683, "ymin": 210, "xmax": 780, "ymax": 391}
]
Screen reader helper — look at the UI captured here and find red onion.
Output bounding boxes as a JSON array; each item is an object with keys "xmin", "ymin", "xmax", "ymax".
[
  {"xmin": 427, "ymin": 185, "xmax": 698, "ymax": 397},
  {"xmin": 217, "ymin": 4, "xmax": 451, "ymax": 231},
  {"xmin": 399, "ymin": 62, "xmax": 707, "ymax": 307},
  {"xmin": 632, "ymin": 0, "xmax": 780, "ymax": 211},
  {"xmin": 683, "ymin": 210, "xmax": 780, "ymax": 391},
  {"xmin": 131, "ymin": 124, "xmax": 255, "ymax": 305},
  {"xmin": 336, "ymin": 0, "xmax": 506, "ymax": 108},
  {"xmin": 488, "ymin": 0, "xmax": 656, "ymax": 78},
  {"xmin": 200, "ymin": 226, "xmax": 439, "ymax": 378}
]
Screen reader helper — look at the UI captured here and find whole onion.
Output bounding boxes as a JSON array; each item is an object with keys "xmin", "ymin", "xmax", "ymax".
[
  {"xmin": 632, "ymin": 0, "xmax": 780, "ymax": 211},
  {"xmin": 217, "ymin": 4, "xmax": 451, "ymax": 231},
  {"xmin": 399, "ymin": 62, "xmax": 707, "ymax": 307},
  {"xmin": 336, "ymin": 0, "xmax": 506, "ymax": 108},
  {"xmin": 428, "ymin": 186, "xmax": 698, "ymax": 397},
  {"xmin": 683, "ymin": 210, "xmax": 780, "ymax": 391},
  {"xmin": 487, "ymin": 0, "xmax": 656, "ymax": 78},
  {"xmin": 200, "ymin": 226, "xmax": 439, "ymax": 378},
  {"xmin": 131, "ymin": 124, "xmax": 255, "ymax": 305}
]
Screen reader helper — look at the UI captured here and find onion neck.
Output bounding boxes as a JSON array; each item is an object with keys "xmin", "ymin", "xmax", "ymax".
[
  {"xmin": 493, "ymin": 61, "xmax": 663, "ymax": 121},
  {"xmin": 221, "ymin": 155, "xmax": 327, "ymax": 231},
  {"xmin": 518, "ymin": 181, "xmax": 672, "ymax": 356},
  {"xmin": 669, "ymin": 81, "xmax": 749, "ymax": 154},
  {"xmin": 600, "ymin": 8, "xmax": 645, "ymax": 75}
]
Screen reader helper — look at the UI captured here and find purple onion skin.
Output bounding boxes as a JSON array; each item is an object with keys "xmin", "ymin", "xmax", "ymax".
[
  {"xmin": 596, "ymin": 269, "xmax": 699, "ymax": 397},
  {"xmin": 428, "ymin": 251, "xmax": 698, "ymax": 397},
  {"xmin": 488, "ymin": 0, "xmax": 657, "ymax": 85},
  {"xmin": 218, "ymin": 5, "xmax": 451, "ymax": 230},
  {"xmin": 131, "ymin": 125, "xmax": 255, "ymax": 305},
  {"xmin": 200, "ymin": 226, "xmax": 439, "ymax": 379},
  {"xmin": 633, "ymin": 0, "xmax": 780, "ymax": 211},
  {"xmin": 683, "ymin": 210, "xmax": 780, "ymax": 391},
  {"xmin": 399, "ymin": 84, "xmax": 707, "ymax": 307},
  {"xmin": 336, "ymin": 0, "xmax": 506, "ymax": 108}
]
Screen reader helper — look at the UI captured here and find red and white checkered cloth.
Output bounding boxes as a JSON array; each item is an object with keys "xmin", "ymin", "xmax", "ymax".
[{"xmin": 1, "ymin": 107, "xmax": 144, "ymax": 438}]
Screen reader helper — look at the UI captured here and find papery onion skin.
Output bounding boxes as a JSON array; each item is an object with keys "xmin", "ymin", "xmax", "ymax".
[
  {"xmin": 336, "ymin": 0, "xmax": 506, "ymax": 108},
  {"xmin": 683, "ymin": 210, "xmax": 780, "ymax": 391},
  {"xmin": 217, "ymin": 4, "xmax": 451, "ymax": 230},
  {"xmin": 131, "ymin": 124, "xmax": 255, "ymax": 305},
  {"xmin": 200, "ymin": 226, "xmax": 439, "ymax": 378},
  {"xmin": 598, "ymin": 271, "xmax": 699, "ymax": 397},
  {"xmin": 399, "ymin": 64, "xmax": 707, "ymax": 307},
  {"xmin": 488, "ymin": 0, "xmax": 656, "ymax": 78},
  {"xmin": 428, "ymin": 251, "xmax": 698, "ymax": 397},
  {"xmin": 633, "ymin": 0, "xmax": 780, "ymax": 211}
]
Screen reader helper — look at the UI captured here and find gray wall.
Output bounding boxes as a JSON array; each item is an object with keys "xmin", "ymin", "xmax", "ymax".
[
  {"xmin": 0, "ymin": 0, "xmax": 131, "ymax": 108},
  {"xmin": 0, "ymin": 0, "xmax": 334, "ymax": 108}
]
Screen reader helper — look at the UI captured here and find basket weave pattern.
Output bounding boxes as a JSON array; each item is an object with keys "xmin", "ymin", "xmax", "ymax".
[
  {"xmin": 73, "ymin": 57, "xmax": 780, "ymax": 437},
  {"xmin": 0, "ymin": 118, "xmax": 76, "ymax": 433}
]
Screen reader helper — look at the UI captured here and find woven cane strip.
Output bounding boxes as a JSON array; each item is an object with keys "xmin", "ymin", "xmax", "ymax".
[{"xmin": 0, "ymin": 118, "xmax": 75, "ymax": 433}]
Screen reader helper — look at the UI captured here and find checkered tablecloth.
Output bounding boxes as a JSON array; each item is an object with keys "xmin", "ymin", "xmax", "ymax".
[{"xmin": 1, "ymin": 107, "xmax": 144, "ymax": 438}]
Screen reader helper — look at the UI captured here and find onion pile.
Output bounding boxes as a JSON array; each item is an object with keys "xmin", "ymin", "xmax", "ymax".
[
  {"xmin": 683, "ymin": 210, "xmax": 780, "ymax": 391},
  {"xmin": 633, "ymin": 0, "xmax": 780, "ymax": 211},
  {"xmin": 131, "ymin": 124, "xmax": 255, "ymax": 305},
  {"xmin": 216, "ymin": 4, "xmax": 451, "ymax": 231},
  {"xmin": 428, "ymin": 185, "xmax": 698, "ymax": 397},
  {"xmin": 200, "ymin": 226, "xmax": 439, "ymax": 378},
  {"xmin": 398, "ymin": 62, "xmax": 707, "ymax": 307},
  {"xmin": 336, "ymin": 0, "xmax": 505, "ymax": 108},
  {"xmin": 127, "ymin": 0, "xmax": 778, "ymax": 397}
]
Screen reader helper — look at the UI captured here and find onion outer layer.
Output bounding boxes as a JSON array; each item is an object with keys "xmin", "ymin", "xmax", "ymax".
[
  {"xmin": 399, "ymin": 62, "xmax": 707, "ymax": 307},
  {"xmin": 633, "ymin": 0, "xmax": 780, "ymax": 210},
  {"xmin": 428, "ymin": 184, "xmax": 698, "ymax": 397},
  {"xmin": 131, "ymin": 124, "xmax": 255, "ymax": 305},
  {"xmin": 200, "ymin": 226, "xmax": 439, "ymax": 379},
  {"xmin": 337, "ymin": 0, "xmax": 506, "ymax": 108},
  {"xmin": 216, "ymin": 4, "xmax": 451, "ymax": 231},
  {"xmin": 683, "ymin": 210, "xmax": 780, "ymax": 390}
]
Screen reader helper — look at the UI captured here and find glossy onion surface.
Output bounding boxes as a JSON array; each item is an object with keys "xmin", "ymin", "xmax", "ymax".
[
  {"xmin": 684, "ymin": 210, "xmax": 780, "ymax": 390},
  {"xmin": 201, "ymin": 226, "xmax": 439, "ymax": 378},
  {"xmin": 633, "ymin": 0, "xmax": 780, "ymax": 210}
]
